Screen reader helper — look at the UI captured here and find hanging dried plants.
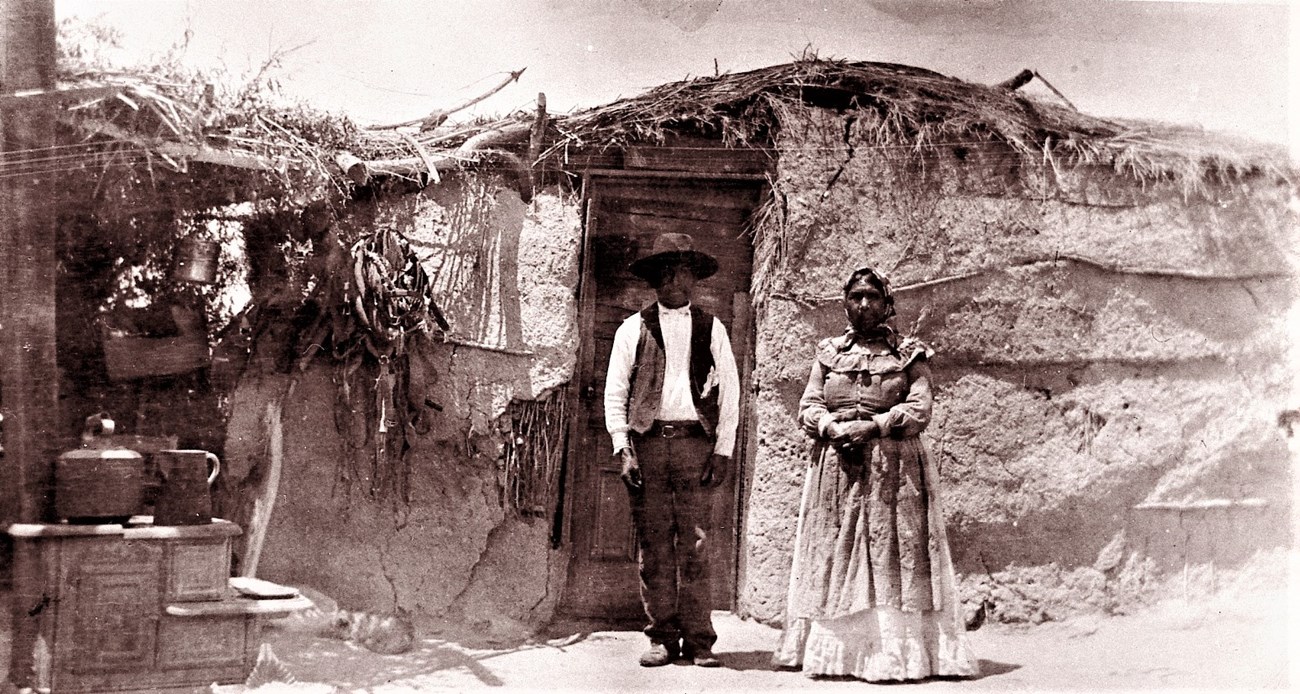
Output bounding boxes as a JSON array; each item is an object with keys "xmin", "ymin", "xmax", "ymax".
[
  {"xmin": 501, "ymin": 388, "xmax": 569, "ymax": 518},
  {"xmin": 294, "ymin": 226, "xmax": 449, "ymax": 504}
]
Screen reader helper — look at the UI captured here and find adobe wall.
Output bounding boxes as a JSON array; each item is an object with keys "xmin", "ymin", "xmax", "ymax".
[
  {"xmin": 740, "ymin": 107, "xmax": 1296, "ymax": 624},
  {"xmin": 224, "ymin": 178, "xmax": 582, "ymax": 638}
]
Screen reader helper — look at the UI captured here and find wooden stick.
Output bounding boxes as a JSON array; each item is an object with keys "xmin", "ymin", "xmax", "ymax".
[
  {"xmin": 400, "ymin": 132, "xmax": 441, "ymax": 186},
  {"xmin": 439, "ymin": 67, "xmax": 526, "ymax": 120},
  {"xmin": 1031, "ymin": 70, "xmax": 1078, "ymax": 111},
  {"xmin": 367, "ymin": 68, "xmax": 527, "ymax": 131},
  {"xmin": 996, "ymin": 69, "xmax": 1034, "ymax": 91},
  {"xmin": 334, "ymin": 151, "xmax": 368, "ymax": 185},
  {"xmin": 456, "ymin": 123, "xmax": 533, "ymax": 156},
  {"xmin": 0, "ymin": 83, "xmax": 120, "ymax": 107},
  {"xmin": 529, "ymin": 92, "xmax": 548, "ymax": 167},
  {"xmin": 363, "ymin": 154, "xmax": 460, "ymax": 178},
  {"xmin": 333, "ymin": 153, "xmax": 461, "ymax": 186}
]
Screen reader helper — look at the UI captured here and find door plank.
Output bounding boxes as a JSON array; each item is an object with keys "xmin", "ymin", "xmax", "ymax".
[
  {"xmin": 595, "ymin": 180, "xmax": 762, "ymax": 210},
  {"xmin": 592, "ymin": 469, "xmax": 636, "ymax": 560}
]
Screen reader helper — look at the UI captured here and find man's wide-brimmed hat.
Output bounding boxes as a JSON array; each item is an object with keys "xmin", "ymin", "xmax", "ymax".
[{"xmin": 629, "ymin": 233, "xmax": 719, "ymax": 281}]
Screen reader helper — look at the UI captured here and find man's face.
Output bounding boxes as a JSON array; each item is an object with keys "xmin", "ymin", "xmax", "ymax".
[{"xmin": 652, "ymin": 261, "xmax": 697, "ymax": 309}]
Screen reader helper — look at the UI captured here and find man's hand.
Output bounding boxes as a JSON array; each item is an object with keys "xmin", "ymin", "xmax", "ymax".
[
  {"xmin": 827, "ymin": 420, "xmax": 880, "ymax": 447},
  {"xmin": 700, "ymin": 453, "xmax": 730, "ymax": 488},
  {"xmin": 618, "ymin": 447, "xmax": 643, "ymax": 492}
]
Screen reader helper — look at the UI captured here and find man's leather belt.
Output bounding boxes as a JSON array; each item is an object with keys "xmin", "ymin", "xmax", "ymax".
[{"xmin": 645, "ymin": 420, "xmax": 706, "ymax": 439}]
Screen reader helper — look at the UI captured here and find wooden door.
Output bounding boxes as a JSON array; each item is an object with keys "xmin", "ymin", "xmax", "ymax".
[{"xmin": 561, "ymin": 176, "xmax": 762, "ymax": 620}]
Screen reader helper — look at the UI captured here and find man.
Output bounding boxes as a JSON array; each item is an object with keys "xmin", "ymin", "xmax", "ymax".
[{"xmin": 604, "ymin": 232, "xmax": 741, "ymax": 668}]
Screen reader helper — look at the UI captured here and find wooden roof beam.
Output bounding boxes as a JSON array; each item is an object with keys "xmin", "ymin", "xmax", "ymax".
[{"xmin": 65, "ymin": 117, "xmax": 282, "ymax": 172}]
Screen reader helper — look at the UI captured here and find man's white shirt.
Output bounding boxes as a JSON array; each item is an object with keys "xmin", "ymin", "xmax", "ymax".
[{"xmin": 604, "ymin": 303, "xmax": 740, "ymax": 457}]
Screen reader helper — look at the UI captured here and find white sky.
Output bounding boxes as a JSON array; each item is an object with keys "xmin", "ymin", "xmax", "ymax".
[{"xmin": 58, "ymin": 0, "xmax": 1293, "ymax": 147}]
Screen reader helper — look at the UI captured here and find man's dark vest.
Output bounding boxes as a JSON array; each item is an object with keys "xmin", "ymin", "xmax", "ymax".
[{"xmin": 626, "ymin": 304, "xmax": 719, "ymax": 438}]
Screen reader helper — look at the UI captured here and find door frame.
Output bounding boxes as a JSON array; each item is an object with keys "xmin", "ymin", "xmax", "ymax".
[{"xmin": 557, "ymin": 170, "xmax": 766, "ymax": 619}]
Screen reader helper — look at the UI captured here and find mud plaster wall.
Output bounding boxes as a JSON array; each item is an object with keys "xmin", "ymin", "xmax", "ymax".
[
  {"xmin": 739, "ymin": 107, "xmax": 1297, "ymax": 624},
  {"xmin": 225, "ymin": 178, "xmax": 581, "ymax": 635}
]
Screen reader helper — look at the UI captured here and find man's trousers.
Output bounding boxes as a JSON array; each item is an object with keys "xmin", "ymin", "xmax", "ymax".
[{"xmin": 627, "ymin": 428, "xmax": 717, "ymax": 652}]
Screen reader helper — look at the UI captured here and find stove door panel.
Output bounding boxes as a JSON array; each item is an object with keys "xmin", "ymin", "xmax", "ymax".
[{"xmin": 53, "ymin": 540, "xmax": 162, "ymax": 686}]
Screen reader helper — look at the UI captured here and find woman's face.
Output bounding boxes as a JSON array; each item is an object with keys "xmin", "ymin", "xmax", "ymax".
[{"xmin": 844, "ymin": 276, "xmax": 889, "ymax": 331}]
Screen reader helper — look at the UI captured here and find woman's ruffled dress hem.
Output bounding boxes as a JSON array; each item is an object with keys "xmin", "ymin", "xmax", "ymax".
[{"xmin": 772, "ymin": 611, "xmax": 979, "ymax": 681}]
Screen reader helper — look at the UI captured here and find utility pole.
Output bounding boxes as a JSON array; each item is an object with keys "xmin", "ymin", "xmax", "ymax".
[{"xmin": 0, "ymin": 0, "xmax": 60, "ymax": 525}]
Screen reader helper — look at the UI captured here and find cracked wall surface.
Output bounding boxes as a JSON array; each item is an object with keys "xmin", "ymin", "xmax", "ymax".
[
  {"xmin": 234, "ymin": 180, "xmax": 582, "ymax": 634},
  {"xmin": 739, "ymin": 106, "xmax": 1297, "ymax": 624}
]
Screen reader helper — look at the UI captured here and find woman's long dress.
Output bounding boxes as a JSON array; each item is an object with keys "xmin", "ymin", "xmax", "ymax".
[{"xmin": 771, "ymin": 332, "xmax": 978, "ymax": 681}]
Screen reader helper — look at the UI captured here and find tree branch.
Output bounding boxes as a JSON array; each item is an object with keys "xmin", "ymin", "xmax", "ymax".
[{"xmin": 368, "ymin": 67, "xmax": 527, "ymax": 131}]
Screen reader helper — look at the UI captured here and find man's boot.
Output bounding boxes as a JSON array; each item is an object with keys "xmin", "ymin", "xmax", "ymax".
[
  {"xmin": 638, "ymin": 641, "xmax": 679, "ymax": 667},
  {"xmin": 682, "ymin": 643, "xmax": 721, "ymax": 667}
]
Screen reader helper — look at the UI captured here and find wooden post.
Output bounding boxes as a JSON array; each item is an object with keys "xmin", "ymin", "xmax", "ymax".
[
  {"xmin": 529, "ymin": 92, "xmax": 547, "ymax": 194},
  {"xmin": 0, "ymin": 0, "xmax": 60, "ymax": 525}
]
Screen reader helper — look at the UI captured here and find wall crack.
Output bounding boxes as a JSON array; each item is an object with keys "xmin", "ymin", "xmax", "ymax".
[{"xmin": 821, "ymin": 114, "xmax": 857, "ymax": 198}]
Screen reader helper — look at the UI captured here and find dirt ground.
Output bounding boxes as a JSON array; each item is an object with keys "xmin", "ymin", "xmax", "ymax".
[{"xmin": 1, "ymin": 588, "xmax": 1291, "ymax": 692}]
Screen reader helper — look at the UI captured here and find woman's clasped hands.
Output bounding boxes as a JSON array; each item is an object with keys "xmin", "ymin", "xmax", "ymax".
[{"xmin": 826, "ymin": 419, "xmax": 880, "ymax": 449}]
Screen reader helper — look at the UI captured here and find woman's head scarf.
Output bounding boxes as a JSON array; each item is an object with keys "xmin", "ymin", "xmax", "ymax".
[
  {"xmin": 842, "ymin": 265, "xmax": 897, "ymax": 326},
  {"xmin": 830, "ymin": 265, "xmax": 934, "ymax": 363}
]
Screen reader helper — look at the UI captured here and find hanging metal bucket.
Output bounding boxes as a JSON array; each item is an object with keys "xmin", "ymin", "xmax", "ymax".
[{"xmin": 174, "ymin": 238, "xmax": 219, "ymax": 284}]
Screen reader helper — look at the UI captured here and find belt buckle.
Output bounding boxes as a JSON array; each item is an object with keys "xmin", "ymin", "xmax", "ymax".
[{"xmin": 660, "ymin": 424, "xmax": 678, "ymax": 438}]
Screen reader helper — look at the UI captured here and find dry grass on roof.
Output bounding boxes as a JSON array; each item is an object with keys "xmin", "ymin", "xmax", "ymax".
[
  {"xmin": 50, "ymin": 70, "xmax": 351, "ymax": 198},
  {"xmin": 556, "ymin": 58, "xmax": 1111, "ymax": 147},
  {"xmin": 551, "ymin": 56, "xmax": 1292, "ymax": 192},
  {"xmin": 1101, "ymin": 120, "xmax": 1292, "ymax": 188},
  {"xmin": 47, "ymin": 56, "xmax": 1293, "ymax": 202},
  {"xmin": 51, "ymin": 67, "xmax": 526, "ymax": 198}
]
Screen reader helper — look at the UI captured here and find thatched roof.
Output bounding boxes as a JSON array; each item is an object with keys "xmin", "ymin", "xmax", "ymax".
[
  {"xmin": 545, "ymin": 58, "xmax": 1292, "ymax": 192},
  {"xmin": 36, "ymin": 66, "xmax": 544, "ymax": 208},
  {"xmin": 30, "ymin": 57, "xmax": 1293, "ymax": 208},
  {"xmin": 45, "ymin": 69, "xmax": 355, "ymax": 194}
]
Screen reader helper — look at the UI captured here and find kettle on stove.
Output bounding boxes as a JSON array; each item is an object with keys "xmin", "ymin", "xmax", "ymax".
[{"xmin": 55, "ymin": 413, "xmax": 146, "ymax": 523}]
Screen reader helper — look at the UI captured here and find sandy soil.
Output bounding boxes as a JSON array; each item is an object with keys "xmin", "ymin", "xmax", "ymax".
[
  {"xmin": 261, "ymin": 590, "xmax": 1290, "ymax": 692},
  {"xmin": 1, "ymin": 589, "xmax": 1291, "ymax": 692}
]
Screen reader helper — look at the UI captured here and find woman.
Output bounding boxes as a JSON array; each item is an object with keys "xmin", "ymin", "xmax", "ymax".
[{"xmin": 772, "ymin": 266, "xmax": 978, "ymax": 682}]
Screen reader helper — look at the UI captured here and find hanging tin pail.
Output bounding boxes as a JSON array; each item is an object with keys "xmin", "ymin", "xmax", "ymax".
[{"xmin": 174, "ymin": 238, "xmax": 219, "ymax": 284}]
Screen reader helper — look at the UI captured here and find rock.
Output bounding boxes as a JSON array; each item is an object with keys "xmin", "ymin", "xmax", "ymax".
[
  {"xmin": 1093, "ymin": 529, "xmax": 1127, "ymax": 574},
  {"xmin": 963, "ymin": 599, "xmax": 991, "ymax": 631}
]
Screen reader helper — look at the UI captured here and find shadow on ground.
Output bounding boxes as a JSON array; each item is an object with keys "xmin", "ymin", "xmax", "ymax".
[
  {"xmin": 724, "ymin": 653, "xmax": 1022, "ymax": 680},
  {"xmin": 232, "ymin": 595, "xmax": 1293, "ymax": 692},
  {"xmin": 268, "ymin": 626, "xmax": 645, "ymax": 690},
  {"xmin": 269, "ymin": 632, "xmax": 529, "ymax": 689},
  {"xmin": 973, "ymin": 658, "xmax": 1021, "ymax": 679},
  {"xmin": 714, "ymin": 650, "xmax": 776, "ymax": 671}
]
